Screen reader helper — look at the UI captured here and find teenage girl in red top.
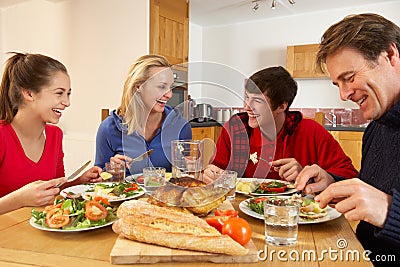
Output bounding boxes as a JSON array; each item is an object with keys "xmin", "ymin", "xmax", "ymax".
[{"xmin": 0, "ymin": 52, "xmax": 102, "ymax": 214}]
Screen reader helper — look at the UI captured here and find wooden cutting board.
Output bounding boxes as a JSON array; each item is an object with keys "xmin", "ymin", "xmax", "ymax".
[{"xmin": 109, "ymin": 200, "xmax": 259, "ymax": 264}]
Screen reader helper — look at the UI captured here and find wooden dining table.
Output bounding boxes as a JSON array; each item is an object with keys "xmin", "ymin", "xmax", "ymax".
[{"xmin": 0, "ymin": 194, "xmax": 373, "ymax": 267}]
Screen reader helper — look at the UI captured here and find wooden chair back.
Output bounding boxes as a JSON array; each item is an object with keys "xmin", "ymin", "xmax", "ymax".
[{"xmin": 101, "ymin": 109, "xmax": 110, "ymax": 121}]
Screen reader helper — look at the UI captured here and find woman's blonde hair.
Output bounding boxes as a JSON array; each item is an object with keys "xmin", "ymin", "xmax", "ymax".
[{"xmin": 117, "ymin": 54, "xmax": 170, "ymax": 134}]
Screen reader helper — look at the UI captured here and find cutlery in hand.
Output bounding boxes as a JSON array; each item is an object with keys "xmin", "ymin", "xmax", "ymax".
[
  {"xmin": 295, "ymin": 178, "xmax": 315, "ymax": 196},
  {"xmin": 54, "ymin": 160, "xmax": 91, "ymax": 188},
  {"xmin": 127, "ymin": 149, "xmax": 154, "ymax": 164}
]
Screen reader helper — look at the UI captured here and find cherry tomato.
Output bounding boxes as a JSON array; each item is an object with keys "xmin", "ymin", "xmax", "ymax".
[
  {"xmin": 205, "ymin": 216, "xmax": 230, "ymax": 232},
  {"xmin": 93, "ymin": 196, "xmax": 111, "ymax": 206},
  {"xmin": 85, "ymin": 201, "xmax": 108, "ymax": 221},
  {"xmin": 45, "ymin": 208, "xmax": 70, "ymax": 228},
  {"xmin": 221, "ymin": 217, "xmax": 252, "ymax": 246},
  {"xmin": 214, "ymin": 209, "xmax": 238, "ymax": 217}
]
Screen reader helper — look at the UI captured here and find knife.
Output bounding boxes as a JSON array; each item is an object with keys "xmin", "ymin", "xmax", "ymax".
[
  {"xmin": 55, "ymin": 160, "xmax": 92, "ymax": 188},
  {"xmin": 129, "ymin": 149, "xmax": 154, "ymax": 164}
]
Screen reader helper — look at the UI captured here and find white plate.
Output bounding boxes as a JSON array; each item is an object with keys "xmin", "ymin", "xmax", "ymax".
[
  {"xmin": 236, "ymin": 178, "xmax": 297, "ymax": 196},
  {"xmin": 60, "ymin": 182, "xmax": 145, "ymax": 202},
  {"xmin": 29, "ymin": 217, "xmax": 115, "ymax": 232},
  {"xmin": 239, "ymin": 199, "xmax": 342, "ymax": 224}
]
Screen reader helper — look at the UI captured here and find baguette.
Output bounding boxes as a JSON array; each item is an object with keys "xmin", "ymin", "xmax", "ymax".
[{"xmin": 113, "ymin": 200, "xmax": 248, "ymax": 255}]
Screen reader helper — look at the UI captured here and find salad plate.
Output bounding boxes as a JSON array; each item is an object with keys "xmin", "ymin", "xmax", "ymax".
[
  {"xmin": 236, "ymin": 178, "xmax": 297, "ymax": 196},
  {"xmin": 239, "ymin": 199, "xmax": 342, "ymax": 224},
  {"xmin": 29, "ymin": 217, "xmax": 116, "ymax": 232},
  {"xmin": 30, "ymin": 197, "xmax": 118, "ymax": 232},
  {"xmin": 61, "ymin": 182, "xmax": 145, "ymax": 202}
]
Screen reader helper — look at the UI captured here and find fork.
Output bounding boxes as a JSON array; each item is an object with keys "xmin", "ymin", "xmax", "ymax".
[{"xmin": 295, "ymin": 178, "xmax": 315, "ymax": 196}]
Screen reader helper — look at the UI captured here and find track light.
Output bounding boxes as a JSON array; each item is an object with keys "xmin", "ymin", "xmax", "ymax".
[
  {"xmin": 252, "ymin": 0, "xmax": 260, "ymax": 12},
  {"xmin": 288, "ymin": 0, "xmax": 295, "ymax": 5},
  {"xmin": 271, "ymin": 0, "xmax": 276, "ymax": 9},
  {"xmin": 252, "ymin": 2, "xmax": 260, "ymax": 11}
]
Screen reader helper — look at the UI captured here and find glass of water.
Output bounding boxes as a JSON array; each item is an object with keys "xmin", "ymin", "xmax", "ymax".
[
  {"xmin": 143, "ymin": 167, "xmax": 166, "ymax": 194},
  {"xmin": 263, "ymin": 200, "xmax": 300, "ymax": 246}
]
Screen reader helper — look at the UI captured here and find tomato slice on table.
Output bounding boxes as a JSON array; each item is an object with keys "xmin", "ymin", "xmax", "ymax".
[
  {"xmin": 45, "ymin": 208, "xmax": 70, "ymax": 228},
  {"xmin": 85, "ymin": 200, "xmax": 108, "ymax": 221},
  {"xmin": 214, "ymin": 209, "xmax": 238, "ymax": 217},
  {"xmin": 221, "ymin": 217, "xmax": 252, "ymax": 246},
  {"xmin": 206, "ymin": 216, "xmax": 230, "ymax": 232}
]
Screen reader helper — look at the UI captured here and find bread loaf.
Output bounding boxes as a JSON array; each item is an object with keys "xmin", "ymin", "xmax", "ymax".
[{"xmin": 113, "ymin": 200, "xmax": 248, "ymax": 256}]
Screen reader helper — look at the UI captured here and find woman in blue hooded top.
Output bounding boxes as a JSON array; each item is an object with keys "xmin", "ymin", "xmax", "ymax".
[{"xmin": 95, "ymin": 55, "xmax": 192, "ymax": 174}]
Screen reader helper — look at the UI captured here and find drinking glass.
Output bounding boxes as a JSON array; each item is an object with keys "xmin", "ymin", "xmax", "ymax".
[
  {"xmin": 143, "ymin": 167, "xmax": 166, "ymax": 194},
  {"xmin": 105, "ymin": 162, "xmax": 126, "ymax": 183},
  {"xmin": 171, "ymin": 140, "xmax": 204, "ymax": 180},
  {"xmin": 263, "ymin": 201, "xmax": 300, "ymax": 246}
]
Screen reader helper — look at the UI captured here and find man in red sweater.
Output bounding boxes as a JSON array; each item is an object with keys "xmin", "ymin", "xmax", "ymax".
[{"xmin": 203, "ymin": 66, "xmax": 357, "ymax": 183}]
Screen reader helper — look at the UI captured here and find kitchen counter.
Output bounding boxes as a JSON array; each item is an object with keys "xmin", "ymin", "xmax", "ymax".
[
  {"xmin": 190, "ymin": 120, "xmax": 223, "ymax": 128},
  {"xmin": 324, "ymin": 125, "xmax": 367, "ymax": 132}
]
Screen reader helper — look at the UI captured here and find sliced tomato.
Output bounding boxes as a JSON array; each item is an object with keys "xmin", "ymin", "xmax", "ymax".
[
  {"xmin": 205, "ymin": 216, "xmax": 230, "ymax": 232},
  {"xmin": 45, "ymin": 208, "xmax": 70, "ymax": 228},
  {"xmin": 255, "ymin": 196, "xmax": 270, "ymax": 204},
  {"xmin": 124, "ymin": 183, "xmax": 139, "ymax": 192},
  {"xmin": 136, "ymin": 175, "xmax": 144, "ymax": 183},
  {"xmin": 85, "ymin": 200, "xmax": 108, "ymax": 221},
  {"xmin": 221, "ymin": 217, "xmax": 252, "ymax": 246},
  {"xmin": 214, "ymin": 209, "xmax": 238, "ymax": 217},
  {"xmin": 93, "ymin": 196, "xmax": 111, "ymax": 206},
  {"xmin": 260, "ymin": 182, "xmax": 287, "ymax": 193},
  {"xmin": 44, "ymin": 203, "xmax": 62, "ymax": 212}
]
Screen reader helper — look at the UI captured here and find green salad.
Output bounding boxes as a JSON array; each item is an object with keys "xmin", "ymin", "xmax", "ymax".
[{"xmin": 31, "ymin": 196, "xmax": 117, "ymax": 230}]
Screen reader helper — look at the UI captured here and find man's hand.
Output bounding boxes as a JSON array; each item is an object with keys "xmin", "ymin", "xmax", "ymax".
[
  {"xmin": 271, "ymin": 158, "xmax": 302, "ymax": 182},
  {"xmin": 202, "ymin": 164, "xmax": 223, "ymax": 184},
  {"xmin": 315, "ymin": 178, "xmax": 392, "ymax": 228},
  {"xmin": 295, "ymin": 164, "xmax": 335, "ymax": 194}
]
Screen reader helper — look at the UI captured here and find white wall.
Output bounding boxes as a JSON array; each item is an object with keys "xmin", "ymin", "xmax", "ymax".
[
  {"xmin": 191, "ymin": 1, "xmax": 400, "ymax": 109},
  {"xmin": 188, "ymin": 22, "xmax": 202, "ymax": 100},
  {"xmin": 0, "ymin": 0, "xmax": 148, "ymax": 173}
]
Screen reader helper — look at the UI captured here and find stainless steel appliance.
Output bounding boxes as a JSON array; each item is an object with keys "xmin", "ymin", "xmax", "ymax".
[
  {"xmin": 196, "ymin": 103, "xmax": 213, "ymax": 122},
  {"xmin": 168, "ymin": 68, "xmax": 188, "ymax": 118}
]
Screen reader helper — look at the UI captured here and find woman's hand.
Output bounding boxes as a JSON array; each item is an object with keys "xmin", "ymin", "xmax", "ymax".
[
  {"xmin": 111, "ymin": 154, "xmax": 133, "ymax": 169},
  {"xmin": 0, "ymin": 177, "xmax": 67, "ymax": 214},
  {"xmin": 75, "ymin": 166, "xmax": 103, "ymax": 185}
]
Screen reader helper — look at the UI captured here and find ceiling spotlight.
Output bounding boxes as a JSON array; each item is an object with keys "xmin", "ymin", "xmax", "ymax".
[
  {"xmin": 288, "ymin": 0, "xmax": 295, "ymax": 4},
  {"xmin": 252, "ymin": 1, "xmax": 260, "ymax": 12},
  {"xmin": 271, "ymin": 0, "xmax": 276, "ymax": 9},
  {"xmin": 252, "ymin": 2, "xmax": 260, "ymax": 11}
]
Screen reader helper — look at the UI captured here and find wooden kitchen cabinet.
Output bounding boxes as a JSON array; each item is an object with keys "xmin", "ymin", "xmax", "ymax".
[
  {"xmin": 150, "ymin": 0, "xmax": 189, "ymax": 65},
  {"xmin": 192, "ymin": 126, "xmax": 222, "ymax": 168},
  {"xmin": 329, "ymin": 131, "xmax": 363, "ymax": 171},
  {"xmin": 286, "ymin": 44, "xmax": 328, "ymax": 78}
]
